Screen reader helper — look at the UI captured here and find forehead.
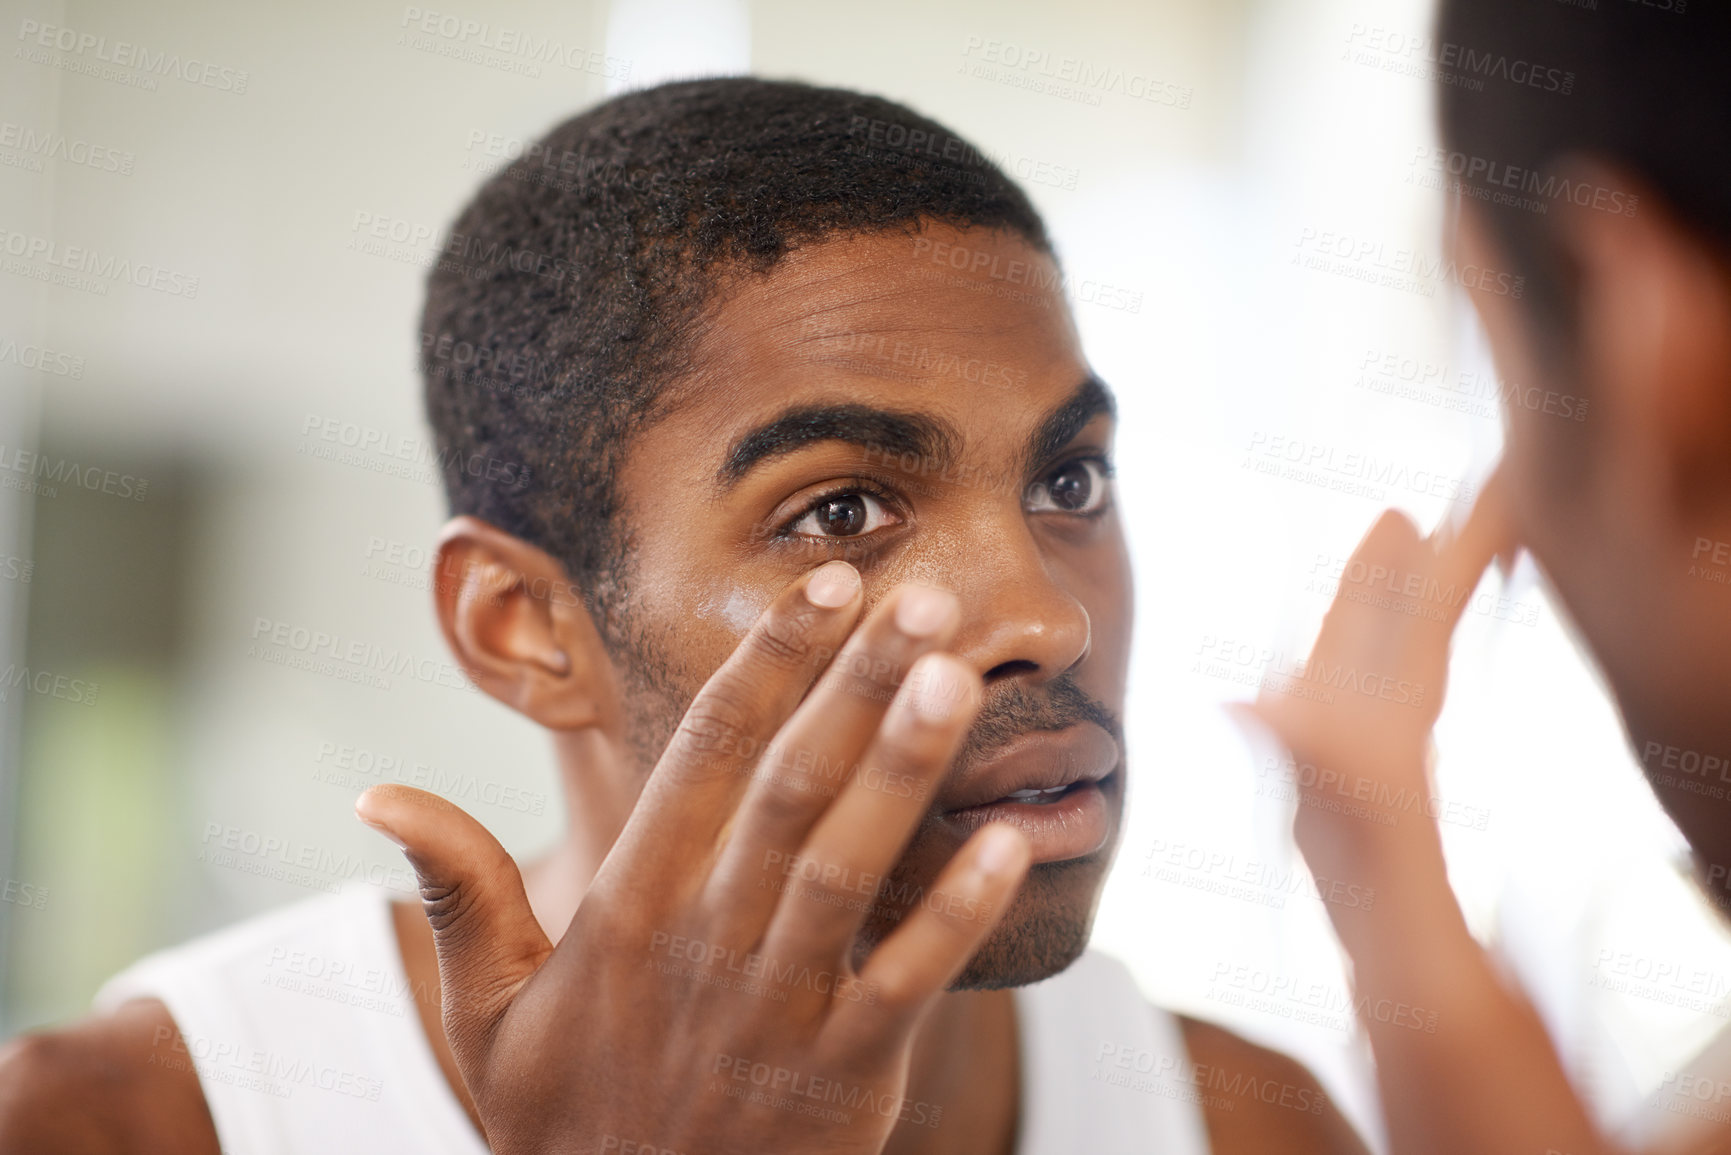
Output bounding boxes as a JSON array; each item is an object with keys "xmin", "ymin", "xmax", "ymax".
[{"xmin": 646, "ymin": 223, "xmax": 1093, "ymax": 469}]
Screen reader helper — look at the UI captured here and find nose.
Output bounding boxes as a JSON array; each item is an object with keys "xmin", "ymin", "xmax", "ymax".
[{"xmin": 941, "ymin": 522, "xmax": 1096, "ymax": 688}]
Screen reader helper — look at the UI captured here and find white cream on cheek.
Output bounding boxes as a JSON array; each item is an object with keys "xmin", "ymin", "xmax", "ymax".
[{"xmin": 692, "ymin": 583, "xmax": 771, "ymax": 638}]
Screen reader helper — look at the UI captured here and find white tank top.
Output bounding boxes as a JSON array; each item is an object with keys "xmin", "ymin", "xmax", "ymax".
[{"xmin": 96, "ymin": 888, "xmax": 1210, "ymax": 1154}]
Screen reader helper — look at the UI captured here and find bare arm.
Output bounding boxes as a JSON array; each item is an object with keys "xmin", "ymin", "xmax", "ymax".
[
  {"xmin": 1295, "ymin": 795, "xmax": 1612, "ymax": 1155},
  {"xmin": 0, "ymin": 998, "xmax": 221, "ymax": 1155},
  {"xmin": 1251, "ymin": 470, "xmax": 1623, "ymax": 1155},
  {"xmin": 1179, "ymin": 1015, "xmax": 1371, "ymax": 1155}
]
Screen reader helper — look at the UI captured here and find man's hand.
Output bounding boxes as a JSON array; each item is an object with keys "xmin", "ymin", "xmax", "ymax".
[
  {"xmin": 1252, "ymin": 469, "xmax": 1516, "ymax": 851},
  {"xmin": 1245, "ymin": 473, "xmax": 1617, "ymax": 1155},
  {"xmin": 356, "ymin": 562, "xmax": 1031, "ymax": 1155}
]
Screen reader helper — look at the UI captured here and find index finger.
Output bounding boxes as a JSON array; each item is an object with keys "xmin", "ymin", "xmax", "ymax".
[
  {"xmin": 1430, "ymin": 462, "xmax": 1518, "ymax": 634},
  {"xmin": 605, "ymin": 561, "xmax": 864, "ymax": 891}
]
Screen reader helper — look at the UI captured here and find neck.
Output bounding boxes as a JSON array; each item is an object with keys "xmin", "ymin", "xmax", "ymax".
[{"xmin": 880, "ymin": 985, "xmax": 1020, "ymax": 1155}]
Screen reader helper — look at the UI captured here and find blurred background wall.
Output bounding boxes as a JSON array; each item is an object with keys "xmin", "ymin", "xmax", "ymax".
[{"xmin": 3, "ymin": 0, "xmax": 1728, "ymax": 1149}]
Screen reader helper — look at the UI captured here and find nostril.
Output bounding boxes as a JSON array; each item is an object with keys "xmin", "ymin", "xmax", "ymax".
[{"xmin": 984, "ymin": 658, "xmax": 1038, "ymax": 682}]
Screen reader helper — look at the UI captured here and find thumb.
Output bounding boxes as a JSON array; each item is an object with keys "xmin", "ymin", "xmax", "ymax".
[{"xmin": 355, "ymin": 784, "xmax": 552, "ymax": 1065}]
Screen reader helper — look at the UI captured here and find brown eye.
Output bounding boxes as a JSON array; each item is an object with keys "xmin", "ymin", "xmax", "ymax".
[
  {"xmin": 1026, "ymin": 459, "xmax": 1110, "ymax": 515},
  {"xmin": 817, "ymin": 495, "xmax": 865, "ymax": 535},
  {"xmin": 789, "ymin": 491, "xmax": 896, "ymax": 538}
]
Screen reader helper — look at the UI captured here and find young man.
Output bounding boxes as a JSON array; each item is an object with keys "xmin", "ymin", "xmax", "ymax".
[
  {"xmin": 0, "ymin": 80, "xmax": 1366, "ymax": 1153},
  {"xmin": 1251, "ymin": 1, "xmax": 1731, "ymax": 1152}
]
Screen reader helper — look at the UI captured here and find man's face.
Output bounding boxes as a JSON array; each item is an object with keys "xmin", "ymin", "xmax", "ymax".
[
  {"xmin": 601, "ymin": 222, "xmax": 1133, "ymax": 988},
  {"xmin": 1457, "ymin": 203, "xmax": 1731, "ymax": 868}
]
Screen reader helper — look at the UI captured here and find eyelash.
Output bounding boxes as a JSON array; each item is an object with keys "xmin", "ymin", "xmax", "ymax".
[
  {"xmin": 773, "ymin": 475, "xmax": 906, "ymax": 541},
  {"xmin": 772, "ymin": 454, "xmax": 1117, "ymax": 544}
]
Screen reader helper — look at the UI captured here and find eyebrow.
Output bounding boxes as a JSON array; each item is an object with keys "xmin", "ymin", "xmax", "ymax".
[
  {"xmin": 1023, "ymin": 375, "xmax": 1116, "ymax": 474},
  {"xmin": 714, "ymin": 375, "xmax": 1117, "ymax": 491}
]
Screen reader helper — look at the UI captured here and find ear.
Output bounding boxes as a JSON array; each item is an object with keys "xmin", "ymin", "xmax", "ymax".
[
  {"xmin": 1550, "ymin": 162, "xmax": 1731, "ymax": 513},
  {"xmin": 432, "ymin": 515, "xmax": 616, "ymax": 732}
]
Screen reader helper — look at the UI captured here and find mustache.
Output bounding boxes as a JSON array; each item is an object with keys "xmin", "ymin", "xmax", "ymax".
[{"xmin": 951, "ymin": 671, "xmax": 1122, "ymax": 772}]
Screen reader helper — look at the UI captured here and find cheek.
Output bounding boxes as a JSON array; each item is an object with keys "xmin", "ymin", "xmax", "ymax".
[
  {"xmin": 1502, "ymin": 429, "xmax": 1550, "ymax": 540},
  {"xmin": 1095, "ymin": 588, "xmax": 1134, "ymax": 685},
  {"xmin": 1087, "ymin": 530, "xmax": 1135, "ymax": 669},
  {"xmin": 692, "ymin": 581, "xmax": 772, "ymax": 639},
  {"xmin": 1502, "ymin": 407, "xmax": 1593, "ymax": 576}
]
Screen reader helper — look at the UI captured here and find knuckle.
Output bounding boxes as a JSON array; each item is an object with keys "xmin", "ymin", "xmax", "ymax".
[
  {"xmin": 815, "ymin": 641, "xmax": 907, "ymax": 704},
  {"xmin": 417, "ymin": 879, "xmax": 473, "ymax": 937},
  {"xmin": 570, "ymin": 886, "xmax": 646, "ymax": 953},
  {"xmin": 747, "ymin": 604, "xmax": 822, "ymax": 672},
  {"xmin": 866, "ymin": 967, "xmax": 926, "ymax": 1015},
  {"xmin": 883, "ymin": 693, "xmax": 972, "ymax": 757},
  {"xmin": 869, "ymin": 736, "xmax": 949, "ymax": 795},
  {"xmin": 751, "ymin": 770, "xmax": 835, "ymax": 826},
  {"xmin": 882, "ymin": 704, "xmax": 964, "ymax": 756},
  {"xmin": 675, "ymin": 689, "xmax": 765, "ymax": 762},
  {"xmin": 789, "ymin": 865, "xmax": 856, "ymax": 910}
]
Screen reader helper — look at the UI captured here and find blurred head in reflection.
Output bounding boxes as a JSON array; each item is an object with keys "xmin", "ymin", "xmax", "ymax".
[
  {"xmin": 1438, "ymin": 1, "xmax": 1731, "ymax": 887},
  {"xmin": 417, "ymin": 79, "xmax": 1131, "ymax": 987}
]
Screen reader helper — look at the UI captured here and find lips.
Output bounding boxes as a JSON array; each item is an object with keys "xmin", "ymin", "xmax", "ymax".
[
  {"xmin": 934, "ymin": 724, "xmax": 1120, "ymax": 864},
  {"xmin": 937, "ymin": 723, "xmax": 1119, "ymax": 811},
  {"xmin": 1001, "ymin": 783, "xmax": 1080, "ymax": 803}
]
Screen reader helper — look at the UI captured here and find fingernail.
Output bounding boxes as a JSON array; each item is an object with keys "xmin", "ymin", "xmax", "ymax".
[
  {"xmin": 358, "ymin": 816, "xmax": 408, "ymax": 849},
  {"xmin": 893, "ymin": 653, "xmax": 969, "ymax": 724},
  {"xmin": 354, "ymin": 797, "xmax": 408, "ymax": 848},
  {"xmin": 895, "ymin": 586, "xmax": 955, "ymax": 637},
  {"xmin": 974, "ymin": 825, "xmax": 1027, "ymax": 876},
  {"xmin": 805, "ymin": 561, "xmax": 860, "ymax": 608}
]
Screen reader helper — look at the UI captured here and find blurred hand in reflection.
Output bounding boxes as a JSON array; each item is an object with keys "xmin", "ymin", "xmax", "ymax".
[
  {"xmin": 1256, "ymin": 468, "xmax": 1513, "ymax": 856},
  {"xmin": 1250, "ymin": 470, "xmax": 1630, "ymax": 1155}
]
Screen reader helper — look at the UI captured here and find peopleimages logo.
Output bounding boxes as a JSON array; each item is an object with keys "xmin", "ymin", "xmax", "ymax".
[
  {"xmin": 910, "ymin": 236, "xmax": 1145, "ymax": 314},
  {"xmin": 710, "ymin": 1053, "xmax": 943, "ymax": 1129},
  {"xmin": 1092, "ymin": 1043, "xmax": 1327, "ymax": 1115},
  {"xmin": 348, "ymin": 210, "xmax": 573, "ymax": 286},
  {"xmin": 0, "ymin": 444, "xmax": 149, "ymax": 501},
  {"xmin": 845, "ymin": 116, "xmax": 1081, "ymax": 192},
  {"xmin": 299, "ymin": 414, "xmax": 531, "ymax": 490},
  {"xmin": 1208, "ymin": 961, "xmax": 1440, "ymax": 1034},
  {"xmin": 0, "ymin": 664, "xmax": 99, "ymax": 707},
  {"xmin": 1192, "ymin": 632, "xmax": 1428, "ymax": 709},
  {"xmin": 1407, "ymin": 147, "xmax": 1639, "ymax": 217},
  {"xmin": 1352, "ymin": 346, "xmax": 1588, "ymax": 425},
  {"xmin": 0, "ymin": 121, "xmax": 135, "ymax": 175},
  {"xmin": 0, "ymin": 336, "xmax": 85, "ymax": 378},
  {"xmin": 247, "ymin": 617, "xmax": 478, "ymax": 695},
  {"xmin": 958, "ymin": 37, "xmax": 1193, "ymax": 109},
  {"xmin": 396, "ymin": 7, "xmax": 631, "ymax": 80},
  {"xmin": 1243, "ymin": 431, "xmax": 1476, "ymax": 504},
  {"xmin": 199, "ymin": 821, "xmax": 418, "ymax": 894},
  {"xmin": 313, "ymin": 739, "xmax": 549, "ymax": 816},
  {"xmin": 647, "ymin": 932, "xmax": 878, "ymax": 1005},
  {"xmin": 0, "ymin": 228, "xmax": 200, "ymax": 298},
  {"xmin": 1293, "ymin": 228, "xmax": 1524, "ymax": 300},
  {"xmin": 148, "ymin": 1024, "xmax": 384, "ymax": 1101},
  {"xmin": 15, "ymin": 19, "xmax": 250, "ymax": 92},
  {"xmin": 1342, "ymin": 24, "xmax": 1575, "ymax": 95}
]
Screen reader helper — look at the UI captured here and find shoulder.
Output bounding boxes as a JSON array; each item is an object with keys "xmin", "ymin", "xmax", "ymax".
[
  {"xmin": 0, "ymin": 997, "xmax": 220, "ymax": 1155},
  {"xmin": 1175, "ymin": 1013, "xmax": 1370, "ymax": 1155}
]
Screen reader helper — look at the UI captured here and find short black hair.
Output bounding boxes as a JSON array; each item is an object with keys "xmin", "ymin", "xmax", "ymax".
[
  {"xmin": 1437, "ymin": 0, "xmax": 1731, "ymax": 335},
  {"xmin": 420, "ymin": 77, "xmax": 1052, "ymax": 609}
]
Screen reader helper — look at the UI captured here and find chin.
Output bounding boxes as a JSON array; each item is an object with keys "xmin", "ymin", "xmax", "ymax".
[
  {"xmin": 852, "ymin": 855, "xmax": 1110, "ymax": 990},
  {"xmin": 950, "ymin": 858, "xmax": 1105, "ymax": 989}
]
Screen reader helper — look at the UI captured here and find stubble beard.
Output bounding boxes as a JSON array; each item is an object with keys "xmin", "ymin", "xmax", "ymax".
[{"xmin": 598, "ymin": 585, "xmax": 1122, "ymax": 989}]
